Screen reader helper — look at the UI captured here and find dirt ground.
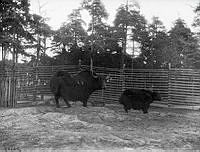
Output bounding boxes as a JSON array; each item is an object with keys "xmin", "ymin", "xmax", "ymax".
[{"xmin": 0, "ymin": 102, "xmax": 200, "ymax": 151}]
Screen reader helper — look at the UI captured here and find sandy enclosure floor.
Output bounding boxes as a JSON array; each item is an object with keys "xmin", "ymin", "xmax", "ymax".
[{"xmin": 0, "ymin": 103, "xmax": 200, "ymax": 151}]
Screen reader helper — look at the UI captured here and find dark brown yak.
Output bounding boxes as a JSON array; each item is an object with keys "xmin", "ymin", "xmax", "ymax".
[{"xmin": 50, "ymin": 70, "xmax": 109, "ymax": 108}]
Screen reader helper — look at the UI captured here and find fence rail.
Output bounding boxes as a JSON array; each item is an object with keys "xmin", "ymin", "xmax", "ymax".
[{"xmin": 1, "ymin": 65, "xmax": 200, "ymax": 109}]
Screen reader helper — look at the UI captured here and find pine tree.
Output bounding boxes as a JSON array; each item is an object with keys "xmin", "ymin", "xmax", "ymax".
[
  {"xmin": 1, "ymin": 0, "xmax": 35, "ymax": 63},
  {"xmin": 169, "ymin": 18, "xmax": 198, "ymax": 68},
  {"xmin": 143, "ymin": 16, "xmax": 169, "ymax": 68}
]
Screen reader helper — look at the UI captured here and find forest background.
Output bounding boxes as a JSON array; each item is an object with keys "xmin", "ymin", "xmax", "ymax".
[{"xmin": 1, "ymin": 0, "xmax": 200, "ymax": 69}]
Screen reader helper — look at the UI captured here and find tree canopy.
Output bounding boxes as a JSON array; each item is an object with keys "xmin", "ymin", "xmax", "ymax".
[{"xmin": 1, "ymin": 0, "xmax": 200, "ymax": 69}]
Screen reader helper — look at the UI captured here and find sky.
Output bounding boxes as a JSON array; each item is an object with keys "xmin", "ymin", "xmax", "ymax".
[
  {"xmin": 1, "ymin": 0, "xmax": 199, "ymax": 61},
  {"xmin": 29, "ymin": 0, "xmax": 199, "ymax": 31}
]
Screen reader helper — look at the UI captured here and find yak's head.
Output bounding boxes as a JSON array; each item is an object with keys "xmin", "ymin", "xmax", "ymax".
[
  {"xmin": 79, "ymin": 70, "xmax": 110, "ymax": 90},
  {"xmin": 152, "ymin": 91, "xmax": 162, "ymax": 101},
  {"xmin": 142, "ymin": 89, "xmax": 162, "ymax": 102}
]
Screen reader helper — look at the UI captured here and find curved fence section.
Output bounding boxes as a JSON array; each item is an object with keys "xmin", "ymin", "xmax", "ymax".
[{"xmin": 0, "ymin": 65, "xmax": 200, "ymax": 109}]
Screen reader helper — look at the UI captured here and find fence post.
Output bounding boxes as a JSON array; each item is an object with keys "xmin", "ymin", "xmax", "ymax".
[
  {"xmin": 0, "ymin": 74, "xmax": 6, "ymax": 107},
  {"xmin": 33, "ymin": 64, "xmax": 38, "ymax": 102},
  {"xmin": 121, "ymin": 64, "xmax": 126, "ymax": 92},
  {"xmin": 0, "ymin": 65, "xmax": 10, "ymax": 107},
  {"xmin": 0, "ymin": 72, "xmax": 4, "ymax": 106},
  {"xmin": 78, "ymin": 59, "xmax": 82, "ymax": 72},
  {"xmin": 168, "ymin": 63, "xmax": 172, "ymax": 107},
  {"xmin": 12, "ymin": 66, "xmax": 17, "ymax": 107},
  {"xmin": 5, "ymin": 69, "xmax": 9, "ymax": 107}
]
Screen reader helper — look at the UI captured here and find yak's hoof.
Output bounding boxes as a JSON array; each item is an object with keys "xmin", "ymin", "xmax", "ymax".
[
  {"xmin": 83, "ymin": 103, "xmax": 88, "ymax": 107},
  {"xmin": 83, "ymin": 103, "xmax": 87, "ymax": 107}
]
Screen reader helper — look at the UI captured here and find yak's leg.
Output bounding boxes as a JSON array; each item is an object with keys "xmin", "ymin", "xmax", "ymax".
[
  {"xmin": 60, "ymin": 86, "xmax": 71, "ymax": 108},
  {"xmin": 82, "ymin": 100, "xmax": 87, "ymax": 107},
  {"xmin": 124, "ymin": 105, "xmax": 130, "ymax": 113},
  {"xmin": 142, "ymin": 109, "xmax": 148, "ymax": 114},
  {"xmin": 124, "ymin": 107, "xmax": 128, "ymax": 113},
  {"xmin": 142, "ymin": 106, "xmax": 148, "ymax": 114},
  {"xmin": 142, "ymin": 103, "xmax": 149, "ymax": 114},
  {"xmin": 62, "ymin": 95, "xmax": 71, "ymax": 108},
  {"xmin": 55, "ymin": 95, "xmax": 60, "ymax": 108}
]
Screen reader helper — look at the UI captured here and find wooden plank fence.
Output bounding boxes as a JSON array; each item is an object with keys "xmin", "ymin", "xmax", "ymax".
[
  {"xmin": 168, "ymin": 69, "xmax": 200, "ymax": 107},
  {"xmin": 0, "ymin": 64, "xmax": 200, "ymax": 109}
]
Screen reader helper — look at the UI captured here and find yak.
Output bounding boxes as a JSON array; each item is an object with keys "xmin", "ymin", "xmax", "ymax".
[
  {"xmin": 119, "ymin": 88, "xmax": 161, "ymax": 114},
  {"xmin": 50, "ymin": 70, "xmax": 109, "ymax": 108}
]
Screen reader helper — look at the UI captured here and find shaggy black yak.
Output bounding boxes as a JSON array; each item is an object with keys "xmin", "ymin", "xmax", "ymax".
[{"xmin": 119, "ymin": 89, "xmax": 161, "ymax": 114}]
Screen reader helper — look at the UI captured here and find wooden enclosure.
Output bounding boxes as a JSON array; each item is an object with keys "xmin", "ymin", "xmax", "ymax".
[{"xmin": 0, "ymin": 64, "xmax": 200, "ymax": 109}]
